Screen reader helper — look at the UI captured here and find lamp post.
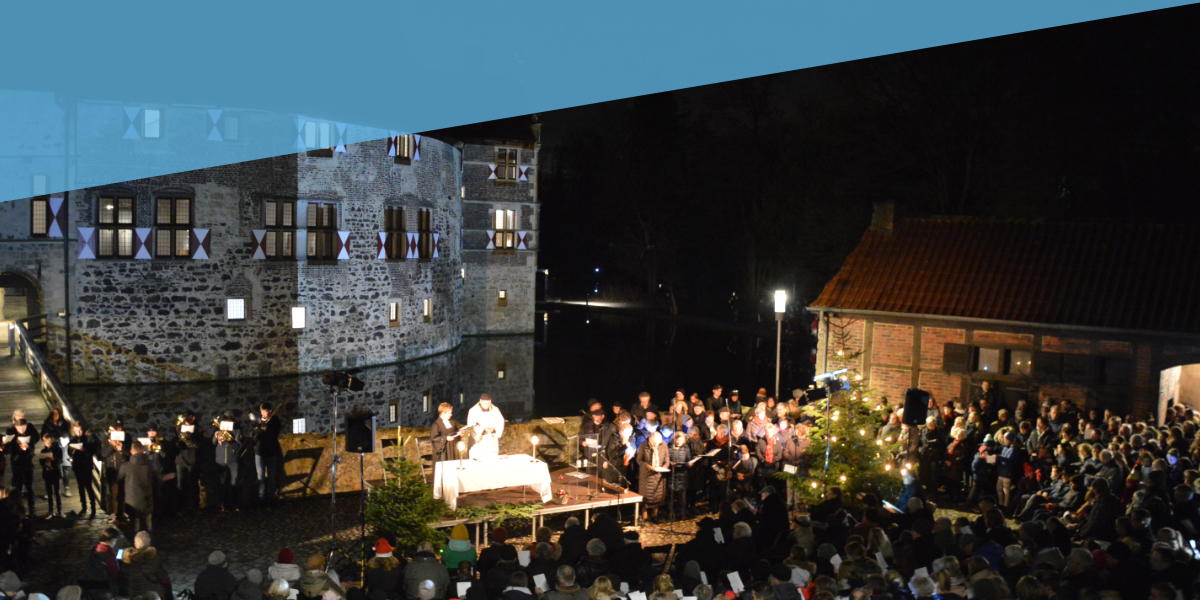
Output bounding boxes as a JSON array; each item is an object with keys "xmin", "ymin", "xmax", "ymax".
[
  {"xmin": 530, "ymin": 435, "xmax": 539, "ymax": 463},
  {"xmin": 774, "ymin": 290, "xmax": 786, "ymax": 401}
]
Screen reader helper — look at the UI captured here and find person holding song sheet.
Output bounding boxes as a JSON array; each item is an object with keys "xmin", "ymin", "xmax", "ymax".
[
  {"xmin": 69, "ymin": 421, "xmax": 100, "ymax": 519},
  {"xmin": 637, "ymin": 430, "xmax": 670, "ymax": 523},
  {"xmin": 467, "ymin": 394, "xmax": 505, "ymax": 461},
  {"xmin": 6, "ymin": 410, "xmax": 38, "ymax": 518},
  {"xmin": 668, "ymin": 431, "xmax": 694, "ymax": 519},
  {"xmin": 431, "ymin": 402, "xmax": 463, "ymax": 463}
]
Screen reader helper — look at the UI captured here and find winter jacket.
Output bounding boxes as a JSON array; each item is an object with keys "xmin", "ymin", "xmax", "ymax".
[
  {"xmin": 364, "ymin": 563, "xmax": 403, "ymax": 600},
  {"xmin": 194, "ymin": 565, "xmax": 239, "ymax": 600},
  {"xmin": 298, "ymin": 570, "xmax": 346, "ymax": 600},
  {"xmin": 442, "ymin": 538, "xmax": 478, "ymax": 570},
  {"xmin": 405, "ymin": 552, "xmax": 451, "ymax": 600},
  {"xmin": 232, "ymin": 576, "xmax": 264, "ymax": 600},
  {"xmin": 122, "ymin": 546, "xmax": 172, "ymax": 599},
  {"xmin": 269, "ymin": 563, "xmax": 304, "ymax": 585},
  {"xmin": 118, "ymin": 452, "xmax": 158, "ymax": 513},
  {"xmin": 539, "ymin": 585, "xmax": 588, "ymax": 600}
]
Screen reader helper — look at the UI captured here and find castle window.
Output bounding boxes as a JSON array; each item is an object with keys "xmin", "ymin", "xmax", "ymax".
[
  {"xmin": 493, "ymin": 209, "xmax": 516, "ymax": 251},
  {"xmin": 384, "ymin": 207, "xmax": 406, "ymax": 260},
  {"xmin": 32, "ymin": 175, "xmax": 47, "ymax": 196},
  {"xmin": 263, "ymin": 200, "xmax": 296, "ymax": 259},
  {"xmin": 97, "ymin": 196, "xmax": 136, "ymax": 258},
  {"xmin": 224, "ymin": 115, "xmax": 240, "ymax": 141},
  {"xmin": 495, "ymin": 148, "xmax": 518, "ymax": 182},
  {"xmin": 30, "ymin": 197, "xmax": 50, "ymax": 237},
  {"xmin": 305, "ymin": 120, "xmax": 334, "ymax": 157},
  {"xmin": 306, "ymin": 201, "xmax": 338, "ymax": 261},
  {"xmin": 393, "ymin": 134, "xmax": 414, "ymax": 165},
  {"xmin": 155, "ymin": 197, "xmax": 193, "ymax": 258},
  {"xmin": 417, "ymin": 208, "xmax": 433, "ymax": 261},
  {"xmin": 226, "ymin": 298, "xmax": 247, "ymax": 321},
  {"xmin": 388, "ymin": 301, "xmax": 401, "ymax": 327},
  {"xmin": 291, "ymin": 306, "xmax": 307, "ymax": 329},
  {"xmin": 423, "ymin": 298, "xmax": 432, "ymax": 323},
  {"xmin": 144, "ymin": 109, "xmax": 161, "ymax": 139},
  {"xmin": 497, "ymin": 290, "xmax": 508, "ymax": 308}
]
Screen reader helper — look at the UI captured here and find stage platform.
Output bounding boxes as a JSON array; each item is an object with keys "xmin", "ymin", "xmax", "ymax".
[{"xmin": 429, "ymin": 466, "xmax": 644, "ymax": 545}]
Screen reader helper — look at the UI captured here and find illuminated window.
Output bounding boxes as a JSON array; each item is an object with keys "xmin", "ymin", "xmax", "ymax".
[
  {"xmin": 30, "ymin": 197, "xmax": 50, "ymax": 237},
  {"xmin": 155, "ymin": 197, "xmax": 192, "ymax": 258},
  {"xmin": 497, "ymin": 290, "xmax": 508, "ymax": 308},
  {"xmin": 97, "ymin": 197, "xmax": 136, "ymax": 258},
  {"xmin": 422, "ymin": 299, "xmax": 432, "ymax": 323},
  {"xmin": 388, "ymin": 301, "xmax": 400, "ymax": 327},
  {"xmin": 976, "ymin": 348, "xmax": 1002, "ymax": 373},
  {"xmin": 263, "ymin": 200, "xmax": 296, "ymax": 259},
  {"xmin": 1007, "ymin": 350, "xmax": 1032, "ymax": 376},
  {"xmin": 495, "ymin": 148, "xmax": 518, "ymax": 182},
  {"xmin": 497, "ymin": 363, "xmax": 507, "ymax": 380},
  {"xmin": 226, "ymin": 299, "xmax": 247, "ymax": 321},
  {"xmin": 389, "ymin": 400, "xmax": 398, "ymax": 423},
  {"xmin": 422, "ymin": 391, "xmax": 431, "ymax": 413},
  {"xmin": 305, "ymin": 120, "xmax": 334, "ymax": 157},
  {"xmin": 291, "ymin": 307, "xmax": 306, "ymax": 329},
  {"xmin": 493, "ymin": 209, "xmax": 516, "ymax": 251},
  {"xmin": 393, "ymin": 134, "xmax": 414, "ymax": 165}
]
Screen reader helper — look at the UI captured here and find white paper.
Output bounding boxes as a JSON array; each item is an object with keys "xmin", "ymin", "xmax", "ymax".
[
  {"xmin": 700, "ymin": 572, "xmax": 708, "ymax": 586},
  {"xmin": 674, "ymin": 590, "xmax": 684, "ymax": 599},
  {"xmin": 830, "ymin": 554, "xmax": 842, "ymax": 570},
  {"xmin": 518, "ymin": 551, "xmax": 531, "ymax": 567},
  {"xmin": 629, "ymin": 592, "xmax": 648, "ymax": 600},
  {"xmin": 533, "ymin": 574, "xmax": 548, "ymax": 593},
  {"xmin": 288, "ymin": 590, "xmax": 298, "ymax": 600},
  {"xmin": 221, "ymin": 421, "xmax": 234, "ymax": 431},
  {"xmin": 2, "ymin": 435, "xmax": 12, "ymax": 444},
  {"xmin": 181, "ymin": 424, "xmax": 195, "ymax": 433},
  {"xmin": 713, "ymin": 528, "xmax": 725, "ymax": 544},
  {"xmin": 683, "ymin": 597, "xmax": 697, "ymax": 600},
  {"xmin": 292, "ymin": 418, "xmax": 307, "ymax": 434},
  {"xmin": 727, "ymin": 572, "xmax": 745, "ymax": 595},
  {"xmin": 783, "ymin": 464, "xmax": 797, "ymax": 474},
  {"xmin": 791, "ymin": 568, "xmax": 811, "ymax": 586},
  {"xmin": 876, "ymin": 551, "xmax": 888, "ymax": 570},
  {"xmin": 110, "ymin": 430, "xmax": 124, "ymax": 441},
  {"xmin": 914, "ymin": 567, "xmax": 929, "ymax": 579},
  {"xmin": 69, "ymin": 443, "xmax": 83, "ymax": 451},
  {"xmin": 986, "ymin": 454, "xmax": 996, "ymax": 464},
  {"xmin": 838, "ymin": 580, "xmax": 850, "ymax": 591},
  {"xmin": 17, "ymin": 436, "xmax": 30, "ymax": 445},
  {"xmin": 621, "ymin": 583, "xmax": 630, "ymax": 594},
  {"xmin": 138, "ymin": 437, "xmax": 151, "ymax": 447},
  {"xmin": 960, "ymin": 526, "xmax": 972, "ymax": 536},
  {"xmin": 458, "ymin": 582, "xmax": 472, "ymax": 598}
]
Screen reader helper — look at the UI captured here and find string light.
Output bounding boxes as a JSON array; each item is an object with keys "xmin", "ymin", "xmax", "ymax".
[
  {"xmin": 905, "ymin": 463, "xmax": 912, "ymax": 470},
  {"xmin": 839, "ymin": 474, "xmax": 847, "ymax": 482},
  {"xmin": 831, "ymin": 436, "xmax": 838, "ymax": 442},
  {"xmin": 837, "ymin": 349, "xmax": 844, "ymax": 356},
  {"xmin": 859, "ymin": 429, "xmax": 866, "ymax": 436},
  {"xmin": 811, "ymin": 481, "xmax": 818, "ymax": 489},
  {"xmin": 876, "ymin": 440, "xmax": 883, "ymax": 446},
  {"xmin": 885, "ymin": 464, "xmax": 892, "ymax": 471},
  {"xmin": 855, "ymin": 374, "xmax": 862, "ymax": 381}
]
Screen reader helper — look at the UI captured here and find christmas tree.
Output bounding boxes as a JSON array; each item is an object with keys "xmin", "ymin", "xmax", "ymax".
[{"xmin": 778, "ymin": 317, "xmax": 905, "ymax": 506}]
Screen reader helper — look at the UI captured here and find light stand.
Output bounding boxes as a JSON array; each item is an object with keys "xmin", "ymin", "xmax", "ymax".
[
  {"xmin": 530, "ymin": 435, "xmax": 539, "ymax": 463},
  {"xmin": 774, "ymin": 290, "xmax": 786, "ymax": 401},
  {"xmin": 359, "ymin": 451, "xmax": 367, "ymax": 584},
  {"xmin": 328, "ymin": 386, "xmax": 342, "ymax": 560}
]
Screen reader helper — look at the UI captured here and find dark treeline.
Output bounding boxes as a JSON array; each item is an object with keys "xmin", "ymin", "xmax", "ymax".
[{"xmin": 535, "ymin": 5, "xmax": 1200, "ymax": 320}]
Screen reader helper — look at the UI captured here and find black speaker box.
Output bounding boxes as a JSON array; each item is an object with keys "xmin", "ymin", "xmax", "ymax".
[
  {"xmin": 902, "ymin": 388, "xmax": 931, "ymax": 426},
  {"xmin": 345, "ymin": 409, "xmax": 377, "ymax": 453}
]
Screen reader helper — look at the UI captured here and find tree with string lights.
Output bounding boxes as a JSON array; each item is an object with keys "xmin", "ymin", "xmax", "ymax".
[{"xmin": 778, "ymin": 318, "xmax": 905, "ymax": 507}]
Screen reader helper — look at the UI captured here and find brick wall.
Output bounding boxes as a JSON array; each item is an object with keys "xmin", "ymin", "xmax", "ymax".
[
  {"xmin": 973, "ymin": 331, "xmax": 1035, "ymax": 348},
  {"xmin": 921, "ymin": 327, "xmax": 966, "ymax": 369},
  {"xmin": 870, "ymin": 366, "xmax": 912, "ymax": 406},
  {"xmin": 1098, "ymin": 340, "xmax": 1133, "ymax": 356},
  {"xmin": 1042, "ymin": 336, "xmax": 1092, "ymax": 354},
  {"xmin": 871, "ymin": 323, "xmax": 913, "ymax": 367},
  {"xmin": 918, "ymin": 371, "xmax": 963, "ymax": 405},
  {"xmin": 826, "ymin": 317, "xmax": 866, "ymax": 372}
]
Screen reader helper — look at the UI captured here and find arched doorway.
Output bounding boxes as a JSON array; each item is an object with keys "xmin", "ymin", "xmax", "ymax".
[{"xmin": 0, "ymin": 271, "xmax": 43, "ymax": 323}]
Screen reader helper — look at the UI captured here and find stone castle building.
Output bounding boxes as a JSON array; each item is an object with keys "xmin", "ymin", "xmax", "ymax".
[{"xmin": 0, "ymin": 107, "xmax": 541, "ymax": 394}]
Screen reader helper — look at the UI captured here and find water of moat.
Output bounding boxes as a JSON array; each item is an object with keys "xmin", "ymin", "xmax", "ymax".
[{"xmin": 65, "ymin": 307, "xmax": 806, "ymax": 435}]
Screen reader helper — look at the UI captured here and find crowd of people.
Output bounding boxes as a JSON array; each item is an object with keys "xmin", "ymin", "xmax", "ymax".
[
  {"xmin": 0, "ymin": 403, "xmax": 284, "ymax": 573},
  {"xmin": 7, "ymin": 380, "xmax": 1200, "ymax": 600}
]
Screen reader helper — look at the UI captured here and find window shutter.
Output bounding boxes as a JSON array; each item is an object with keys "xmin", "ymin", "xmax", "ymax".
[
  {"xmin": 296, "ymin": 201, "xmax": 308, "ymax": 228},
  {"xmin": 413, "ymin": 134, "xmax": 421, "ymax": 161},
  {"xmin": 1032, "ymin": 351, "xmax": 1063, "ymax": 382},
  {"xmin": 1062, "ymin": 354, "xmax": 1099, "ymax": 385},
  {"xmin": 48, "ymin": 196, "xmax": 66, "ymax": 238},
  {"xmin": 487, "ymin": 164, "xmax": 497, "ymax": 180},
  {"xmin": 124, "ymin": 106, "xmax": 141, "ymax": 139},
  {"xmin": 486, "ymin": 230, "xmax": 495, "ymax": 249},
  {"xmin": 251, "ymin": 229, "xmax": 267, "ymax": 259},
  {"xmin": 134, "ymin": 228, "xmax": 152, "ymax": 259},
  {"xmin": 942, "ymin": 343, "xmax": 972, "ymax": 374},
  {"xmin": 336, "ymin": 231, "xmax": 350, "ymax": 260},
  {"xmin": 377, "ymin": 232, "xmax": 388, "ymax": 260},
  {"xmin": 77, "ymin": 227, "xmax": 97, "ymax": 259},
  {"xmin": 334, "ymin": 123, "xmax": 347, "ymax": 153},
  {"xmin": 517, "ymin": 231, "xmax": 529, "ymax": 250},
  {"xmin": 518, "ymin": 166, "xmax": 529, "ymax": 182},
  {"xmin": 405, "ymin": 233, "xmax": 419, "ymax": 259},
  {"xmin": 431, "ymin": 233, "xmax": 439, "ymax": 258},
  {"xmin": 387, "ymin": 134, "xmax": 397, "ymax": 157},
  {"xmin": 207, "ymin": 109, "xmax": 223, "ymax": 141},
  {"xmin": 191, "ymin": 228, "xmax": 210, "ymax": 259}
]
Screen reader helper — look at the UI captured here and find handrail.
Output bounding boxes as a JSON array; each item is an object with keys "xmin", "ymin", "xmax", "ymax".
[{"xmin": 8, "ymin": 319, "xmax": 78, "ymax": 425}]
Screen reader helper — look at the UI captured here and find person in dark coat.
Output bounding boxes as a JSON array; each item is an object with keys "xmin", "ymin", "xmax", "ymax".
[
  {"xmin": 195, "ymin": 550, "xmax": 239, "ymax": 600},
  {"xmin": 755, "ymin": 486, "xmax": 789, "ymax": 551},
  {"xmin": 811, "ymin": 487, "xmax": 843, "ymax": 523},
  {"xmin": 481, "ymin": 545, "xmax": 523, "ymax": 600},
  {"xmin": 212, "ymin": 411, "xmax": 241, "ymax": 512},
  {"xmin": 78, "ymin": 528, "xmax": 123, "ymax": 598},
  {"xmin": 5, "ymin": 412, "xmax": 38, "ymax": 518},
  {"xmin": 38, "ymin": 432, "xmax": 64, "ymax": 518},
  {"xmin": 69, "ymin": 421, "xmax": 101, "ymax": 519},
  {"xmin": 174, "ymin": 410, "xmax": 203, "ymax": 513},
  {"xmin": 557, "ymin": 518, "xmax": 587, "ymax": 568},
  {"xmin": 573, "ymin": 539, "xmax": 611, "ymax": 589},
  {"xmin": 586, "ymin": 514, "xmax": 624, "ymax": 559},
  {"xmin": 477, "ymin": 527, "xmax": 515, "ymax": 577},
  {"xmin": 1075, "ymin": 477, "xmax": 1122, "ymax": 542},
  {"xmin": 754, "ymin": 424, "xmax": 784, "ymax": 491},
  {"xmin": 918, "ymin": 417, "xmax": 946, "ymax": 495},
  {"xmin": 525, "ymin": 543, "xmax": 559, "ymax": 593},
  {"xmin": 609, "ymin": 532, "xmax": 655, "ymax": 592},
  {"xmin": 100, "ymin": 427, "xmax": 127, "ymax": 522},
  {"xmin": 667, "ymin": 431, "xmax": 694, "ymax": 518},
  {"xmin": 364, "ymin": 539, "xmax": 403, "ymax": 600},
  {"xmin": 637, "ymin": 432, "xmax": 669, "ymax": 523},
  {"xmin": 432, "ymin": 403, "xmax": 463, "ymax": 464},
  {"xmin": 255, "ymin": 402, "xmax": 283, "ymax": 505},
  {"xmin": 119, "ymin": 441, "xmax": 159, "ymax": 534}
]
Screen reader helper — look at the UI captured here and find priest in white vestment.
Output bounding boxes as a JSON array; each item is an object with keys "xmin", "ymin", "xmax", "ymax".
[{"xmin": 466, "ymin": 393, "xmax": 505, "ymax": 460}]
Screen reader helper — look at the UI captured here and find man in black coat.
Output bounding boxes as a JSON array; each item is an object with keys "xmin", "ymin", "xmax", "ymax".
[
  {"xmin": 609, "ymin": 532, "xmax": 654, "ymax": 591},
  {"xmin": 755, "ymin": 486, "xmax": 789, "ymax": 551},
  {"xmin": 556, "ymin": 518, "xmax": 587, "ymax": 568},
  {"xmin": 1076, "ymin": 478, "xmax": 1122, "ymax": 542},
  {"xmin": 477, "ymin": 527, "xmax": 515, "ymax": 577},
  {"xmin": 254, "ymin": 403, "xmax": 282, "ymax": 506},
  {"xmin": 194, "ymin": 550, "xmax": 238, "ymax": 600}
]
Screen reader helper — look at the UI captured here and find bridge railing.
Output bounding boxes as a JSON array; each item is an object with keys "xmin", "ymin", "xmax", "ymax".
[{"xmin": 8, "ymin": 315, "xmax": 77, "ymax": 424}]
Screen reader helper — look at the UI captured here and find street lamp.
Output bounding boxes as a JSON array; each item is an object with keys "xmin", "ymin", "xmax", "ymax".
[{"xmin": 774, "ymin": 290, "xmax": 786, "ymax": 401}]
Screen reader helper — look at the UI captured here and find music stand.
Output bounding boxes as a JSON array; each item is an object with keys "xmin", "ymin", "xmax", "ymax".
[{"xmin": 580, "ymin": 433, "xmax": 599, "ymax": 498}]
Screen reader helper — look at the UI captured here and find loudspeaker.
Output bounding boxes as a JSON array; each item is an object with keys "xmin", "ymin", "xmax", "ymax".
[
  {"xmin": 902, "ymin": 388, "xmax": 931, "ymax": 426},
  {"xmin": 345, "ymin": 408, "xmax": 377, "ymax": 453}
]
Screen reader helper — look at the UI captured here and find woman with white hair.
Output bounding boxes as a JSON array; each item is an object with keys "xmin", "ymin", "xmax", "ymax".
[
  {"xmin": 637, "ymin": 430, "xmax": 670, "ymax": 523},
  {"xmin": 123, "ymin": 531, "xmax": 172, "ymax": 599}
]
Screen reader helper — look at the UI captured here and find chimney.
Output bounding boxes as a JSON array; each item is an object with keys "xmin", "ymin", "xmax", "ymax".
[{"xmin": 870, "ymin": 202, "xmax": 896, "ymax": 234}]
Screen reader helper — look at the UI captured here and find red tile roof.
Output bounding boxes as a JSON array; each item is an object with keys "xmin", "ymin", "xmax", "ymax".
[{"xmin": 809, "ymin": 218, "xmax": 1200, "ymax": 335}]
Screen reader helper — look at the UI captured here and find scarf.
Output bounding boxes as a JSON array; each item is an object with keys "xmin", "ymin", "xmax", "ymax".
[{"xmin": 765, "ymin": 436, "xmax": 775, "ymax": 464}]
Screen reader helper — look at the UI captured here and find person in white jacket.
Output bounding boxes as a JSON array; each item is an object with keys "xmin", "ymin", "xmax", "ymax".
[
  {"xmin": 467, "ymin": 394, "xmax": 505, "ymax": 461},
  {"xmin": 268, "ymin": 548, "xmax": 303, "ymax": 586}
]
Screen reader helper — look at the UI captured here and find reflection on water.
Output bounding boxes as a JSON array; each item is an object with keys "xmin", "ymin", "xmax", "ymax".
[{"xmin": 67, "ymin": 336, "xmax": 534, "ymax": 435}]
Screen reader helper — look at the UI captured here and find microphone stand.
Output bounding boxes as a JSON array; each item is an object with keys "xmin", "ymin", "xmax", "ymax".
[{"xmin": 724, "ymin": 398, "xmax": 734, "ymax": 501}]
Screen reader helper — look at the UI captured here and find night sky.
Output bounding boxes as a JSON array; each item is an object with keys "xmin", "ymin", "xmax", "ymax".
[{"xmin": 533, "ymin": 4, "xmax": 1200, "ymax": 320}]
